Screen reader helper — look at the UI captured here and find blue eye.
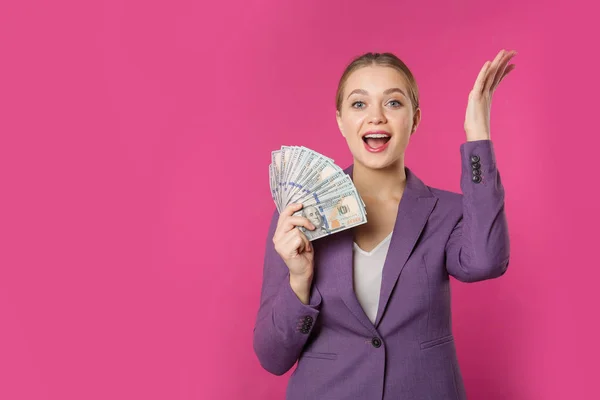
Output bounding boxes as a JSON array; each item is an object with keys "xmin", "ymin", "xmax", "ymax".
[
  {"xmin": 351, "ymin": 101, "xmax": 365, "ymax": 109},
  {"xmin": 388, "ymin": 100, "xmax": 402, "ymax": 107}
]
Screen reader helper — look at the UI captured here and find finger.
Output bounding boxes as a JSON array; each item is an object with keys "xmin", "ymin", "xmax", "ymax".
[
  {"xmin": 277, "ymin": 203, "xmax": 304, "ymax": 229},
  {"xmin": 274, "ymin": 216, "xmax": 314, "ymax": 242},
  {"xmin": 281, "ymin": 228, "xmax": 308, "ymax": 257},
  {"xmin": 306, "ymin": 237, "xmax": 313, "ymax": 252},
  {"xmin": 289, "ymin": 228, "xmax": 310, "ymax": 254},
  {"xmin": 496, "ymin": 64, "xmax": 516, "ymax": 87},
  {"xmin": 473, "ymin": 61, "xmax": 491, "ymax": 95},
  {"xmin": 483, "ymin": 50, "xmax": 506, "ymax": 92},
  {"xmin": 275, "ymin": 229, "xmax": 298, "ymax": 257},
  {"xmin": 483, "ymin": 50, "xmax": 506, "ymax": 93},
  {"xmin": 491, "ymin": 50, "xmax": 516, "ymax": 91},
  {"xmin": 281, "ymin": 203, "xmax": 304, "ymax": 217},
  {"xmin": 281, "ymin": 216, "xmax": 315, "ymax": 233},
  {"xmin": 299, "ymin": 230, "xmax": 311, "ymax": 253}
]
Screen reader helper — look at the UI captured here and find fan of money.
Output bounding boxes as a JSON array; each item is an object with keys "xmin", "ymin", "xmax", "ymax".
[{"xmin": 269, "ymin": 145, "xmax": 368, "ymax": 241}]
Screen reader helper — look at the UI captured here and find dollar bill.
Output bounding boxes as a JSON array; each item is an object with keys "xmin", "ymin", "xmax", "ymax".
[
  {"xmin": 292, "ymin": 188, "xmax": 367, "ymax": 241},
  {"xmin": 269, "ymin": 145, "xmax": 367, "ymax": 241}
]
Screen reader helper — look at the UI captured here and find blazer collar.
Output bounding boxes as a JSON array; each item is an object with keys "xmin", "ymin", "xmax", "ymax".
[{"xmin": 331, "ymin": 163, "xmax": 438, "ymax": 332}]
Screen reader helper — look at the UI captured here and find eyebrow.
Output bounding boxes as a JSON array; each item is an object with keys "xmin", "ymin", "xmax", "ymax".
[{"xmin": 347, "ymin": 88, "xmax": 407, "ymax": 99}]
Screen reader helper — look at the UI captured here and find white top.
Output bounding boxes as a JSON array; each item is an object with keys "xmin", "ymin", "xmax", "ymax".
[{"xmin": 352, "ymin": 232, "xmax": 393, "ymax": 324}]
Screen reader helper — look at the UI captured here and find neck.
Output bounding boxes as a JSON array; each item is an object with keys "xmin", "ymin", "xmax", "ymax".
[{"xmin": 351, "ymin": 158, "xmax": 407, "ymax": 202}]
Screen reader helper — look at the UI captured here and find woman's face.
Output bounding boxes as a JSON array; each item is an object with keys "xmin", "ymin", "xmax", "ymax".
[{"xmin": 336, "ymin": 66, "xmax": 420, "ymax": 170}]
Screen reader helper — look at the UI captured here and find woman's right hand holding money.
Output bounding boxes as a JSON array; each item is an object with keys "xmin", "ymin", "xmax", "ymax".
[{"xmin": 273, "ymin": 203, "xmax": 316, "ymax": 304}]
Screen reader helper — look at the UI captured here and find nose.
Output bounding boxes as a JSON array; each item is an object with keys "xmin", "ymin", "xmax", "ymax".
[{"xmin": 368, "ymin": 105, "xmax": 386, "ymax": 124}]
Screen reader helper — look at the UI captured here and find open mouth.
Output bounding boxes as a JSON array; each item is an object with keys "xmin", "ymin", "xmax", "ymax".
[{"xmin": 362, "ymin": 134, "xmax": 391, "ymax": 149}]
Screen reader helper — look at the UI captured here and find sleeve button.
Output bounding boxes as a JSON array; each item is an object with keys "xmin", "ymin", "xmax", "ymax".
[{"xmin": 471, "ymin": 155, "xmax": 480, "ymax": 163}]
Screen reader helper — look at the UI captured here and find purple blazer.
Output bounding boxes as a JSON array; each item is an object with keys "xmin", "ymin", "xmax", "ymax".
[{"xmin": 253, "ymin": 140, "xmax": 510, "ymax": 399}]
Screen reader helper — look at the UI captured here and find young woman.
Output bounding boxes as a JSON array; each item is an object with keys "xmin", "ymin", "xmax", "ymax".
[{"xmin": 253, "ymin": 49, "xmax": 515, "ymax": 400}]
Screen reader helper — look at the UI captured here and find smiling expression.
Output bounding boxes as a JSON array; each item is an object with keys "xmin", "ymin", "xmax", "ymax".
[{"xmin": 336, "ymin": 65, "xmax": 421, "ymax": 170}]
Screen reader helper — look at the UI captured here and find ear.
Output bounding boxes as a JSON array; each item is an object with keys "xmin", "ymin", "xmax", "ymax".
[
  {"xmin": 336, "ymin": 110, "xmax": 346, "ymax": 137},
  {"xmin": 410, "ymin": 107, "xmax": 421, "ymax": 135}
]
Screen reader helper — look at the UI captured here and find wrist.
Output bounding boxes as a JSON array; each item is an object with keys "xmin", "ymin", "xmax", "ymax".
[
  {"xmin": 466, "ymin": 133, "xmax": 490, "ymax": 142},
  {"xmin": 289, "ymin": 273, "xmax": 313, "ymax": 304},
  {"xmin": 290, "ymin": 269, "xmax": 313, "ymax": 283}
]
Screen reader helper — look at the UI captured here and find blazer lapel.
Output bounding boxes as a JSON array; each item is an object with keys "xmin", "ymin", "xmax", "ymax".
[
  {"xmin": 334, "ymin": 164, "xmax": 437, "ymax": 331},
  {"xmin": 329, "ymin": 227, "xmax": 379, "ymax": 334},
  {"xmin": 374, "ymin": 169, "xmax": 437, "ymax": 328}
]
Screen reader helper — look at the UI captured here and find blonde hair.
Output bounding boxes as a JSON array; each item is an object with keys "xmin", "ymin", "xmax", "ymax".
[{"xmin": 335, "ymin": 52, "xmax": 420, "ymax": 114}]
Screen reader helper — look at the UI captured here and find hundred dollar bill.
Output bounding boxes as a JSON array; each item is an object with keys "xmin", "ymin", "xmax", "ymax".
[
  {"xmin": 269, "ymin": 163, "xmax": 280, "ymax": 213},
  {"xmin": 287, "ymin": 156, "xmax": 341, "ymax": 205},
  {"xmin": 292, "ymin": 188, "xmax": 367, "ymax": 241},
  {"xmin": 271, "ymin": 150, "xmax": 282, "ymax": 205},
  {"xmin": 284, "ymin": 147, "xmax": 340, "ymax": 205},
  {"xmin": 292, "ymin": 169, "xmax": 366, "ymax": 211},
  {"xmin": 284, "ymin": 150, "xmax": 319, "ymax": 205},
  {"xmin": 293, "ymin": 171, "xmax": 349, "ymax": 204},
  {"xmin": 283, "ymin": 146, "xmax": 316, "ymax": 203},
  {"xmin": 279, "ymin": 146, "xmax": 291, "ymax": 204},
  {"xmin": 282, "ymin": 146, "xmax": 304, "ymax": 204},
  {"xmin": 284, "ymin": 146, "xmax": 313, "ymax": 204}
]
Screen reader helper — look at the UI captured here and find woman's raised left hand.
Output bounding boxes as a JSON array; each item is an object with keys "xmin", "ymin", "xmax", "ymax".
[{"xmin": 464, "ymin": 49, "xmax": 517, "ymax": 141}]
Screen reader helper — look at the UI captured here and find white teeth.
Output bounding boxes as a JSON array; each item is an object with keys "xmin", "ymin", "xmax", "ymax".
[{"xmin": 364, "ymin": 133, "xmax": 390, "ymax": 138}]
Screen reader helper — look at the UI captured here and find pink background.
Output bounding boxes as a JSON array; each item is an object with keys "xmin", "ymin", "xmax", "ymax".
[{"xmin": 1, "ymin": 0, "xmax": 598, "ymax": 399}]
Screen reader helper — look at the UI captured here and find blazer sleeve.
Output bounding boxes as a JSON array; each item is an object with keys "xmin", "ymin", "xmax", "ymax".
[
  {"xmin": 252, "ymin": 209, "xmax": 322, "ymax": 376},
  {"xmin": 445, "ymin": 139, "xmax": 511, "ymax": 282}
]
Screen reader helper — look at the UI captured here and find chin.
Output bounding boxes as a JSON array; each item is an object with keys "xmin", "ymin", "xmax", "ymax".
[{"xmin": 353, "ymin": 148, "xmax": 403, "ymax": 171}]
